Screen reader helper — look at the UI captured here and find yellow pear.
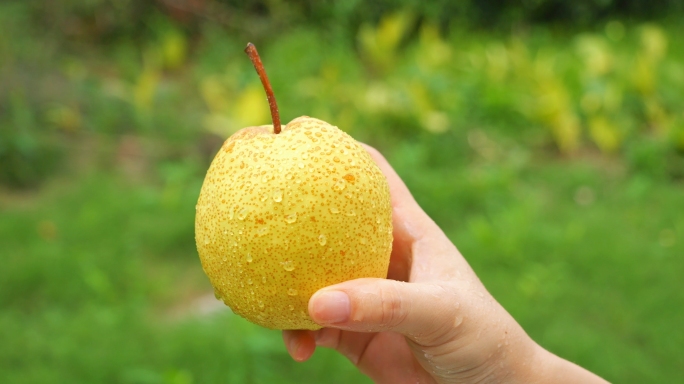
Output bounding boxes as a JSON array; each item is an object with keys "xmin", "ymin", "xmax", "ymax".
[{"xmin": 194, "ymin": 44, "xmax": 393, "ymax": 330}]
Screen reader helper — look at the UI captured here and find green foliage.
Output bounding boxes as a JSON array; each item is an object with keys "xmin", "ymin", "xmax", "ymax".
[{"xmin": 1, "ymin": 3, "xmax": 684, "ymax": 383}]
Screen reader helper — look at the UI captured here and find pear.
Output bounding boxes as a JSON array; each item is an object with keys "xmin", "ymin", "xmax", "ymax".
[{"xmin": 194, "ymin": 44, "xmax": 393, "ymax": 330}]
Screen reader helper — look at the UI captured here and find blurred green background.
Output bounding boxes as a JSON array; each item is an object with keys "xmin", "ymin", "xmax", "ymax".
[{"xmin": 1, "ymin": 1, "xmax": 683, "ymax": 383}]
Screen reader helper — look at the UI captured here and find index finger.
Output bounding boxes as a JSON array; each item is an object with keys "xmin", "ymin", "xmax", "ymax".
[{"xmin": 361, "ymin": 144, "xmax": 464, "ymax": 283}]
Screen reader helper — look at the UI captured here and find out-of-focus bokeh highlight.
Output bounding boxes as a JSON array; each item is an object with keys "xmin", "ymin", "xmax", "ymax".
[{"xmin": 1, "ymin": 1, "xmax": 683, "ymax": 383}]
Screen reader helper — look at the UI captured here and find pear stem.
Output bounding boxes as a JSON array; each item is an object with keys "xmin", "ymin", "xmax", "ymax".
[{"xmin": 244, "ymin": 42, "xmax": 281, "ymax": 134}]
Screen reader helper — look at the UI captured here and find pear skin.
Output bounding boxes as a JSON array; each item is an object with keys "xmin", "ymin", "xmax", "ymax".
[{"xmin": 195, "ymin": 116, "xmax": 393, "ymax": 329}]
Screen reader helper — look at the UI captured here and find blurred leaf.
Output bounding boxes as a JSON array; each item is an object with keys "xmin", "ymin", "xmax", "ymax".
[
  {"xmin": 589, "ymin": 115, "xmax": 622, "ymax": 153},
  {"xmin": 358, "ymin": 10, "xmax": 415, "ymax": 72},
  {"xmin": 133, "ymin": 70, "xmax": 161, "ymax": 111}
]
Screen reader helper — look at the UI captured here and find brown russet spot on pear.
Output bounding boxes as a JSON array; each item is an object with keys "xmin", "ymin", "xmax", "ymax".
[
  {"xmin": 195, "ymin": 117, "xmax": 393, "ymax": 329},
  {"xmin": 194, "ymin": 43, "xmax": 392, "ymax": 330}
]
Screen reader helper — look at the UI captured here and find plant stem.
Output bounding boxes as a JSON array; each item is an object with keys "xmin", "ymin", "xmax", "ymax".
[{"xmin": 244, "ymin": 42, "xmax": 281, "ymax": 134}]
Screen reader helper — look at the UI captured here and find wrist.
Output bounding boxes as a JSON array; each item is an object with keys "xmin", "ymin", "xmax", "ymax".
[{"xmin": 511, "ymin": 343, "xmax": 609, "ymax": 384}]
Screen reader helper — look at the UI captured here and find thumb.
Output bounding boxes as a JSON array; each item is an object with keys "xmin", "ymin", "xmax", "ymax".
[{"xmin": 309, "ymin": 278, "xmax": 462, "ymax": 345}]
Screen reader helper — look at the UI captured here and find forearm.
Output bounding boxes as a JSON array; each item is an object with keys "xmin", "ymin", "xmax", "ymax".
[{"xmin": 516, "ymin": 344, "xmax": 609, "ymax": 384}]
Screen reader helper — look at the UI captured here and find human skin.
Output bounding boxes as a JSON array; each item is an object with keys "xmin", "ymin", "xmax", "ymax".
[{"xmin": 282, "ymin": 144, "xmax": 609, "ymax": 384}]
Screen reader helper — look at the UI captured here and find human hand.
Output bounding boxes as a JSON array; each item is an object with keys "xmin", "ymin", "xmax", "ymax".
[{"xmin": 282, "ymin": 145, "xmax": 608, "ymax": 384}]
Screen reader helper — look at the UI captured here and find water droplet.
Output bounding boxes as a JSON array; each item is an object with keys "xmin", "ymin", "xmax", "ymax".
[
  {"xmin": 329, "ymin": 206, "xmax": 339, "ymax": 214},
  {"xmin": 345, "ymin": 210, "xmax": 356, "ymax": 217},
  {"xmin": 285, "ymin": 173, "xmax": 293, "ymax": 180},
  {"xmin": 237, "ymin": 208, "xmax": 248, "ymax": 220},
  {"xmin": 285, "ymin": 212, "xmax": 297, "ymax": 224},
  {"xmin": 318, "ymin": 234, "xmax": 327, "ymax": 246},
  {"xmin": 257, "ymin": 226, "xmax": 269, "ymax": 237},
  {"xmin": 228, "ymin": 207, "xmax": 234, "ymax": 220},
  {"xmin": 273, "ymin": 189, "xmax": 283, "ymax": 202},
  {"xmin": 247, "ymin": 278, "xmax": 253, "ymax": 285},
  {"xmin": 262, "ymin": 276, "xmax": 266, "ymax": 283},
  {"xmin": 332, "ymin": 180, "xmax": 346, "ymax": 191},
  {"xmin": 298, "ymin": 162, "xmax": 304, "ymax": 169},
  {"xmin": 345, "ymin": 193, "xmax": 352, "ymax": 199},
  {"xmin": 288, "ymin": 288, "xmax": 298, "ymax": 296},
  {"xmin": 261, "ymin": 175, "xmax": 268, "ymax": 183},
  {"xmin": 260, "ymin": 193, "xmax": 268, "ymax": 202},
  {"xmin": 288, "ymin": 305, "xmax": 294, "ymax": 311},
  {"xmin": 222, "ymin": 256, "xmax": 227, "ymax": 262},
  {"xmin": 246, "ymin": 253, "xmax": 253, "ymax": 263},
  {"xmin": 282, "ymin": 260, "xmax": 295, "ymax": 271},
  {"xmin": 333, "ymin": 156, "xmax": 340, "ymax": 162},
  {"xmin": 258, "ymin": 301, "xmax": 264, "ymax": 308},
  {"xmin": 204, "ymin": 238, "xmax": 210, "ymax": 245}
]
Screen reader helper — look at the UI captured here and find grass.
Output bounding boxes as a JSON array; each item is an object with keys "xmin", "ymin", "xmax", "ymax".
[
  {"xmin": 1, "ymin": 146, "xmax": 683, "ymax": 383},
  {"xmin": 1, "ymin": 3, "xmax": 684, "ymax": 383}
]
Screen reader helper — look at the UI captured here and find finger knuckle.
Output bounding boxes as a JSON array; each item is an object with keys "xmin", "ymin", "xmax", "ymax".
[{"xmin": 378, "ymin": 284, "xmax": 409, "ymax": 328}]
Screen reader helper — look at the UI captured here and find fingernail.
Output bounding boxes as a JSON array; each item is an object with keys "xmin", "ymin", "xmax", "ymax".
[{"xmin": 311, "ymin": 290, "xmax": 350, "ymax": 324}]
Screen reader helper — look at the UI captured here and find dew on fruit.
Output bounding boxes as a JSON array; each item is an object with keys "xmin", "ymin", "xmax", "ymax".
[
  {"xmin": 273, "ymin": 189, "xmax": 283, "ymax": 202},
  {"xmin": 329, "ymin": 206, "xmax": 339, "ymax": 214},
  {"xmin": 257, "ymin": 226, "xmax": 269, "ymax": 237},
  {"xmin": 246, "ymin": 253, "xmax": 253, "ymax": 263},
  {"xmin": 345, "ymin": 210, "xmax": 356, "ymax": 217},
  {"xmin": 228, "ymin": 207, "xmax": 234, "ymax": 220},
  {"xmin": 288, "ymin": 305, "xmax": 294, "ymax": 311},
  {"xmin": 332, "ymin": 180, "xmax": 346, "ymax": 191},
  {"xmin": 282, "ymin": 260, "xmax": 295, "ymax": 271},
  {"xmin": 222, "ymin": 256, "xmax": 227, "ymax": 262},
  {"xmin": 333, "ymin": 156, "xmax": 340, "ymax": 163},
  {"xmin": 285, "ymin": 212, "xmax": 297, "ymax": 224},
  {"xmin": 262, "ymin": 276, "xmax": 266, "ymax": 283},
  {"xmin": 298, "ymin": 162, "xmax": 304, "ymax": 169},
  {"xmin": 318, "ymin": 234, "xmax": 327, "ymax": 246},
  {"xmin": 287, "ymin": 288, "xmax": 298, "ymax": 296},
  {"xmin": 258, "ymin": 301, "xmax": 264, "ymax": 308},
  {"xmin": 237, "ymin": 208, "xmax": 248, "ymax": 220},
  {"xmin": 203, "ymin": 237, "xmax": 210, "ymax": 245},
  {"xmin": 247, "ymin": 278, "xmax": 253, "ymax": 285},
  {"xmin": 285, "ymin": 173, "xmax": 293, "ymax": 180}
]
